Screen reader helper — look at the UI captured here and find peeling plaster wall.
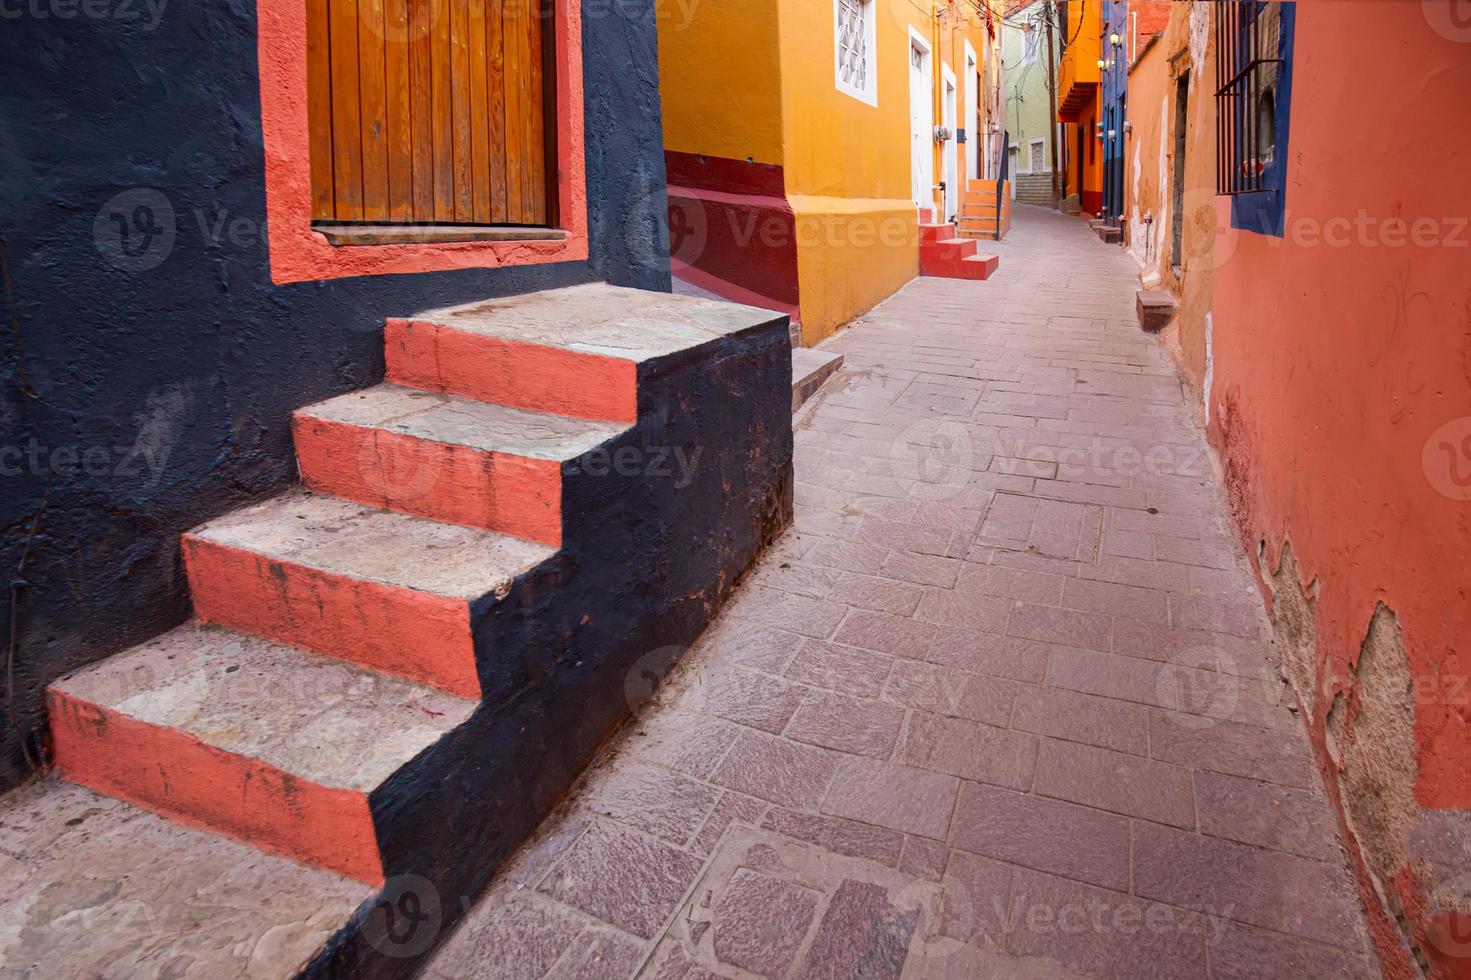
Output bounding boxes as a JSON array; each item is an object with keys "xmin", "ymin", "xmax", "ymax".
[
  {"xmin": 1127, "ymin": 1, "xmax": 1215, "ymax": 407},
  {"xmin": 0, "ymin": 0, "xmax": 672, "ymax": 793},
  {"xmin": 1208, "ymin": 4, "xmax": 1471, "ymax": 976}
]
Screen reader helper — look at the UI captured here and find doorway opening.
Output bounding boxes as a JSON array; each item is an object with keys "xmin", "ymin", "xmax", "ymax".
[
  {"xmin": 909, "ymin": 33, "xmax": 934, "ymax": 210},
  {"xmin": 1171, "ymin": 72, "xmax": 1190, "ymax": 270}
]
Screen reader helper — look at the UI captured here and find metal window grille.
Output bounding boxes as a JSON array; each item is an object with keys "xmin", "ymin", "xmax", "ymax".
[
  {"xmin": 838, "ymin": 0, "xmax": 869, "ymax": 91},
  {"xmin": 1215, "ymin": 1, "xmax": 1283, "ymax": 195}
]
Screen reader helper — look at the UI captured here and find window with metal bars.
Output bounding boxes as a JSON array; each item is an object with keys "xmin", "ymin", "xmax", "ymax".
[
  {"xmin": 1216, "ymin": 0, "xmax": 1295, "ymax": 235},
  {"xmin": 1215, "ymin": 1, "xmax": 1288, "ymax": 196},
  {"xmin": 836, "ymin": 0, "xmax": 876, "ymax": 105}
]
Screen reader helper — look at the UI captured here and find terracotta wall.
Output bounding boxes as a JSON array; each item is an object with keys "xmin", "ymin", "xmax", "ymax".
[
  {"xmin": 1207, "ymin": 3, "xmax": 1471, "ymax": 976},
  {"xmin": 1129, "ymin": 1, "xmax": 1215, "ymax": 407}
]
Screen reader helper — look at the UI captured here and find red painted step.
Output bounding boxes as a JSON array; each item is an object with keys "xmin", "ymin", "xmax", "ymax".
[
  {"xmin": 920, "ymin": 245, "xmax": 999, "ymax": 281},
  {"xmin": 182, "ymin": 491, "xmax": 554, "ymax": 699},
  {"xmin": 49, "ymin": 623, "xmax": 475, "ymax": 886},
  {"xmin": 919, "ymin": 222, "xmax": 959, "ymax": 245},
  {"xmin": 387, "ymin": 284, "xmax": 770, "ymax": 424},
  {"xmin": 294, "ymin": 384, "xmax": 627, "ymax": 546}
]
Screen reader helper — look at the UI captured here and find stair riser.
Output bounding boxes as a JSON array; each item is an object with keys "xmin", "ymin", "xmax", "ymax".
[
  {"xmin": 183, "ymin": 538, "xmax": 480, "ymax": 699},
  {"xmin": 294, "ymin": 416, "xmax": 564, "ymax": 546},
  {"xmin": 387, "ymin": 319, "xmax": 639, "ymax": 424},
  {"xmin": 919, "ymin": 255, "xmax": 999, "ymax": 280},
  {"xmin": 918, "ymin": 224, "xmax": 957, "ymax": 244},
  {"xmin": 49, "ymin": 690, "xmax": 383, "ymax": 886}
]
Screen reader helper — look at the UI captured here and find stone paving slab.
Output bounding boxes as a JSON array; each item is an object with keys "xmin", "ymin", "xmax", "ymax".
[
  {"xmin": 422, "ymin": 205, "xmax": 1381, "ymax": 980},
  {"xmin": 0, "ymin": 778, "xmax": 370, "ymax": 977}
]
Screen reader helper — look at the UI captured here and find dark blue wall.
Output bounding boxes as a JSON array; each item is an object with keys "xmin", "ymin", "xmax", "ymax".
[
  {"xmin": 0, "ymin": 0, "xmax": 671, "ymax": 792},
  {"xmin": 1100, "ymin": 0, "xmax": 1127, "ymax": 220}
]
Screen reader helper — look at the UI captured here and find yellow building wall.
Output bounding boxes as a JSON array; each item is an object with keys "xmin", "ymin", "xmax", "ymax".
[
  {"xmin": 658, "ymin": 0, "xmax": 1006, "ymax": 347},
  {"xmin": 655, "ymin": 0, "xmax": 785, "ymax": 166}
]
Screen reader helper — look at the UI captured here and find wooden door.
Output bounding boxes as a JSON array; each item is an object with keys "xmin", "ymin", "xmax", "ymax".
[{"xmin": 307, "ymin": 0, "xmax": 553, "ymax": 227}]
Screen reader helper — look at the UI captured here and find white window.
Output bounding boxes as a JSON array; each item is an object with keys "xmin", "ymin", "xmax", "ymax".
[{"xmin": 835, "ymin": 0, "xmax": 878, "ymax": 106}]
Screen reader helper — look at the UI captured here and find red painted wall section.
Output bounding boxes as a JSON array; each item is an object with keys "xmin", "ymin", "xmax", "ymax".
[
  {"xmin": 1208, "ymin": 4, "xmax": 1470, "ymax": 974},
  {"xmin": 664, "ymin": 150, "xmax": 801, "ymax": 317}
]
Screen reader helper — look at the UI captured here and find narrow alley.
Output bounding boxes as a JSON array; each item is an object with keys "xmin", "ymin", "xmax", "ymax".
[{"xmin": 422, "ymin": 206, "xmax": 1378, "ymax": 980}]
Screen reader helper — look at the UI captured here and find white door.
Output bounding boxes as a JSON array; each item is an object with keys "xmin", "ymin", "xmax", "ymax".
[
  {"xmin": 943, "ymin": 76, "xmax": 958, "ymax": 220},
  {"xmin": 910, "ymin": 39, "xmax": 933, "ymax": 211},
  {"xmin": 964, "ymin": 50, "xmax": 979, "ymax": 184}
]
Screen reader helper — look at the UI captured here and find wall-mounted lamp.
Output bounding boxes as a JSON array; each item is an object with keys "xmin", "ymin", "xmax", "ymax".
[
  {"xmin": 1096, "ymin": 58, "xmax": 1107, "ymax": 69},
  {"xmin": 1109, "ymin": 32, "xmax": 1122, "ymax": 46}
]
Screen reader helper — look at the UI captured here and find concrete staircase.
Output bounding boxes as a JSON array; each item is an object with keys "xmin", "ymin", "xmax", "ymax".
[
  {"xmin": 917, "ymin": 208, "xmax": 1000, "ymax": 281},
  {"xmin": 40, "ymin": 283, "xmax": 793, "ymax": 977},
  {"xmin": 954, "ymin": 179, "xmax": 1012, "ymax": 242}
]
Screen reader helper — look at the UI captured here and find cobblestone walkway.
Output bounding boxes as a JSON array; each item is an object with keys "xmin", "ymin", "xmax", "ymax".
[{"xmin": 424, "ymin": 206, "xmax": 1379, "ymax": 980}]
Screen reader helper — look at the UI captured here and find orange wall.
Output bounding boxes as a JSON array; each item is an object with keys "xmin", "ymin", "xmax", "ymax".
[{"xmin": 1208, "ymin": 4, "xmax": 1470, "ymax": 974}]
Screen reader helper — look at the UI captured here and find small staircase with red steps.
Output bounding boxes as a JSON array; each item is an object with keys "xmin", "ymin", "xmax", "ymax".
[
  {"xmin": 42, "ymin": 283, "xmax": 794, "ymax": 978},
  {"xmin": 917, "ymin": 207, "xmax": 1000, "ymax": 281},
  {"xmin": 954, "ymin": 179, "xmax": 1012, "ymax": 242}
]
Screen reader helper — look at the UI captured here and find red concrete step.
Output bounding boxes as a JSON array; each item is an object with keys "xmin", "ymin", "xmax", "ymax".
[
  {"xmin": 917, "ymin": 207, "xmax": 935, "ymax": 223},
  {"xmin": 48, "ymin": 622, "xmax": 475, "ymax": 885},
  {"xmin": 923, "ymin": 236, "xmax": 979, "ymax": 262},
  {"xmin": 182, "ymin": 490, "xmax": 554, "ymax": 699},
  {"xmin": 386, "ymin": 283, "xmax": 772, "ymax": 424},
  {"xmin": 918, "ymin": 222, "xmax": 958, "ymax": 245},
  {"xmin": 920, "ymin": 248, "xmax": 1000, "ymax": 281},
  {"xmin": 294, "ymin": 384, "xmax": 627, "ymax": 546}
]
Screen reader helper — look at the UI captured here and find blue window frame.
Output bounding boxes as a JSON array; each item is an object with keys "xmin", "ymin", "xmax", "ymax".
[{"xmin": 1216, "ymin": 1, "xmax": 1295, "ymax": 237}]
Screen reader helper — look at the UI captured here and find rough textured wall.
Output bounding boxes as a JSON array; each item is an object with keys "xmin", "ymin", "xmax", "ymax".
[
  {"xmin": 1123, "ymin": 39, "xmax": 1167, "ymax": 269},
  {"xmin": 1143, "ymin": 0, "xmax": 1215, "ymax": 410},
  {"xmin": 1208, "ymin": 4, "xmax": 1471, "ymax": 976},
  {"xmin": 0, "ymin": 0, "xmax": 671, "ymax": 794}
]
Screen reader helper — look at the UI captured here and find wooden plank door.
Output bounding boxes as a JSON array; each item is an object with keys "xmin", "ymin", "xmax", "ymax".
[{"xmin": 307, "ymin": 0, "xmax": 552, "ymax": 226}]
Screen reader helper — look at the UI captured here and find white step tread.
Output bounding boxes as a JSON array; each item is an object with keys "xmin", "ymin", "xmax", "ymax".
[
  {"xmin": 0, "ymin": 778, "xmax": 369, "ymax": 976},
  {"xmin": 298, "ymin": 383, "xmax": 627, "ymax": 460},
  {"xmin": 54, "ymin": 622, "xmax": 476, "ymax": 792},
  {"xmin": 413, "ymin": 283, "xmax": 785, "ymax": 363},
  {"xmin": 186, "ymin": 490, "xmax": 555, "ymax": 599}
]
